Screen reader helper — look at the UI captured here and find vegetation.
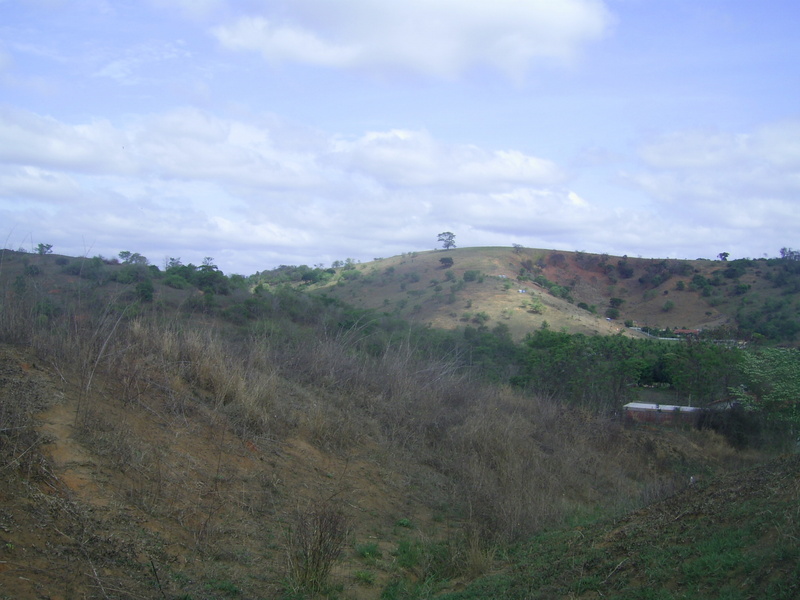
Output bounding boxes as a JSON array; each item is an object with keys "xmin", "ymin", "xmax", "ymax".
[
  {"xmin": 0, "ymin": 244, "xmax": 798, "ymax": 598},
  {"xmin": 438, "ymin": 231, "xmax": 456, "ymax": 250}
]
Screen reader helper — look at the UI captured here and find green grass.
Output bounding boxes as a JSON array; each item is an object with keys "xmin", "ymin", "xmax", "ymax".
[{"xmin": 439, "ymin": 457, "xmax": 800, "ymax": 599}]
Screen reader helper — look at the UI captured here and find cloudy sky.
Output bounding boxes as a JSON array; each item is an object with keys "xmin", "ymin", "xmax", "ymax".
[{"xmin": 2, "ymin": 0, "xmax": 799, "ymax": 275}]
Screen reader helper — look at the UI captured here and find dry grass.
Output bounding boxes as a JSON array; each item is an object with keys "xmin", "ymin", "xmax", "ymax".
[{"xmin": 0, "ymin": 253, "xmax": 778, "ymax": 598}]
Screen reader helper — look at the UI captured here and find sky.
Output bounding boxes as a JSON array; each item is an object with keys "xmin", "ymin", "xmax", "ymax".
[{"xmin": 1, "ymin": 0, "xmax": 799, "ymax": 275}]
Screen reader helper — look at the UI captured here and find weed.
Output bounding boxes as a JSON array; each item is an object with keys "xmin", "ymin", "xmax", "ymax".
[
  {"xmin": 285, "ymin": 501, "xmax": 350, "ymax": 594},
  {"xmin": 353, "ymin": 570, "xmax": 376, "ymax": 585},
  {"xmin": 356, "ymin": 541, "xmax": 382, "ymax": 561}
]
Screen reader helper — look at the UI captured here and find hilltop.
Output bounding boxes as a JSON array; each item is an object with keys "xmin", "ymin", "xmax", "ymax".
[{"xmin": 263, "ymin": 246, "xmax": 800, "ymax": 344}]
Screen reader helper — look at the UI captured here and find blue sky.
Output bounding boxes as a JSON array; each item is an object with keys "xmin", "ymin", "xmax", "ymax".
[{"xmin": 2, "ymin": 0, "xmax": 799, "ymax": 275}]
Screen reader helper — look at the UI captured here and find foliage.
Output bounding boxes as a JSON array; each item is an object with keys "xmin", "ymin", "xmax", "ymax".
[
  {"xmin": 36, "ymin": 243, "xmax": 53, "ymax": 255},
  {"xmin": 118, "ymin": 250, "xmax": 148, "ymax": 265},
  {"xmin": 463, "ymin": 269, "xmax": 481, "ymax": 282},
  {"xmin": 439, "ymin": 257, "xmax": 454, "ymax": 268},
  {"xmin": 438, "ymin": 231, "xmax": 456, "ymax": 250},
  {"xmin": 736, "ymin": 297, "xmax": 800, "ymax": 342},
  {"xmin": 731, "ymin": 348, "xmax": 800, "ymax": 429},
  {"xmin": 135, "ymin": 279, "xmax": 154, "ymax": 303},
  {"xmin": 166, "ymin": 259, "xmax": 231, "ymax": 295}
]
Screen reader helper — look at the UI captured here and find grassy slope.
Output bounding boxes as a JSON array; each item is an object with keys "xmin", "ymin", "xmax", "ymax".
[
  {"xmin": 307, "ymin": 247, "xmax": 791, "ymax": 342},
  {"xmin": 1, "ymin": 248, "xmax": 798, "ymax": 599},
  {"xmin": 442, "ymin": 454, "xmax": 800, "ymax": 600}
]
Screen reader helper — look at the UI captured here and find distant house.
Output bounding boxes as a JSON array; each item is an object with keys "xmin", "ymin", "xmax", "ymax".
[
  {"xmin": 623, "ymin": 402, "xmax": 703, "ymax": 427},
  {"xmin": 673, "ymin": 329, "xmax": 700, "ymax": 338}
]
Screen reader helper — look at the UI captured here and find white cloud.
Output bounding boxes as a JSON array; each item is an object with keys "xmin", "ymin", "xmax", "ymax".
[
  {"xmin": 1, "ymin": 106, "xmax": 575, "ymax": 272},
  {"xmin": 329, "ymin": 129, "xmax": 565, "ymax": 190},
  {"xmin": 93, "ymin": 41, "xmax": 192, "ymax": 85},
  {"xmin": 0, "ymin": 107, "xmax": 135, "ymax": 174},
  {"xmin": 212, "ymin": 0, "xmax": 613, "ymax": 79},
  {"xmin": 212, "ymin": 17, "xmax": 359, "ymax": 67},
  {"xmin": 5, "ymin": 103, "xmax": 796, "ymax": 273},
  {"xmin": 622, "ymin": 121, "xmax": 800, "ymax": 252}
]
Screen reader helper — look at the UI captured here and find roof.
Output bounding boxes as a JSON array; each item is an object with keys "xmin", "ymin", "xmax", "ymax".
[{"xmin": 623, "ymin": 402, "xmax": 701, "ymax": 413}]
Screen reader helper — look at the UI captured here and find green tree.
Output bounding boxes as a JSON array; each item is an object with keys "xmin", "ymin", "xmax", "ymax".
[
  {"xmin": 119, "ymin": 251, "xmax": 149, "ymax": 265},
  {"xmin": 732, "ymin": 348, "xmax": 800, "ymax": 429},
  {"xmin": 437, "ymin": 231, "xmax": 456, "ymax": 250},
  {"xmin": 36, "ymin": 243, "xmax": 53, "ymax": 255},
  {"xmin": 439, "ymin": 256, "xmax": 454, "ymax": 268}
]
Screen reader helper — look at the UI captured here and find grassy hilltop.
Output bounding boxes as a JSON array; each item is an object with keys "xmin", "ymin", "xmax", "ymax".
[
  {"xmin": 1, "ymin": 246, "xmax": 798, "ymax": 599},
  {"xmin": 263, "ymin": 246, "xmax": 800, "ymax": 344}
]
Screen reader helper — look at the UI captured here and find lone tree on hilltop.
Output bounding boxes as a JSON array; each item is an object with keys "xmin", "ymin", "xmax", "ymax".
[{"xmin": 438, "ymin": 231, "xmax": 456, "ymax": 250}]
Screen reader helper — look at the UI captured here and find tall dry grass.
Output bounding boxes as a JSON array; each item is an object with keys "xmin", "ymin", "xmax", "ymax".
[{"xmin": 0, "ymin": 269, "xmax": 759, "ymax": 549}]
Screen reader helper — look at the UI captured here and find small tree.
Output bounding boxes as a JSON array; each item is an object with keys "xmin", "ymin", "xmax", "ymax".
[
  {"xmin": 609, "ymin": 297, "xmax": 625, "ymax": 308},
  {"xmin": 439, "ymin": 257, "xmax": 454, "ymax": 268},
  {"xmin": 438, "ymin": 232, "xmax": 456, "ymax": 250},
  {"xmin": 36, "ymin": 243, "xmax": 53, "ymax": 255},
  {"xmin": 285, "ymin": 502, "xmax": 350, "ymax": 594}
]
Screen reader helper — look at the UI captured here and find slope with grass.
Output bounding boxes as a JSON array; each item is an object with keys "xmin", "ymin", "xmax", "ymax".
[
  {"xmin": 1, "ymin": 247, "xmax": 797, "ymax": 599},
  {"xmin": 296, "ymin": 247, "xmax": 800, "ymax": 343},
  {"xmin": 442, "ymin": 453, "xmax": 800, "ymax": 600}
]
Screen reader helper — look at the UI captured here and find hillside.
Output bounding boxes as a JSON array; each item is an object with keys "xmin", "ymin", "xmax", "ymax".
[
  {"xmin": 2, "ymin": 337, "xmax": 796, "ymax": 599},
  {"xmin": 1, "ymin": 246, "xmax": 798, "ymax": 598},
  {"xmin": 291, "ymin": 247, "xmax": 800, "ymax": 343}
]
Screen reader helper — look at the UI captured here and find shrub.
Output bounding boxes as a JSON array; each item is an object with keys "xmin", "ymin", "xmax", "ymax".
[
  {"xmin": 135, "ymin": 279, "xmax": 154, "ymax": 303},
  {"xmin": 463, "ymin": 270, "xmax": 481, "ymax": 282},
  {"xmin": 285, "ymin": 502, "xmax": 350, "ymax": 594},
  {"xmin": 163, "ymin": 274, "xmax": 190, "ymax": 289}
]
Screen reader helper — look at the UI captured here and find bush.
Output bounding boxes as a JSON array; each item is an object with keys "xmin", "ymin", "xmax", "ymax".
[
  {"xmin": 285, "ymin": 502, "xmax": 350, "ymax": 594},
  {"xmin": 135, "ymin": 279, "xmax": 154, "ymax": 302},
  {"xmin": 463, "ymin": 270, "xmax": 481, "ymax": 282},
  {"xmin": 163, "ymin": 274, "xmax": 190, "ymax": 289}
]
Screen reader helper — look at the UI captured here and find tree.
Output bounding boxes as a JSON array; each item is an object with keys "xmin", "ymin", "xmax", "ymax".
[
  {"xmin": 718, "ymin": 252, "xmax": 729, "ymax": 261},
  {"xmin": 119, "ymin": 251, "xmax": 148, "ymax": 265},
  {"xmin": 732, "ymin": 348, "xmax": 800, "ymax": 429},
  {"xmin": 36, "ymin": 243, "xmax": 53, "ymax": 255},
  {"xmin": 437, "ymin": 232, "xmax": 456, "ymax": 250},
  {"xmin": 439, "ymin": 257, "xmax": 454, "ymax": 268},
  {"xmin": 609, "ymin": 297, "xmax": 625, "ymax": 308}
]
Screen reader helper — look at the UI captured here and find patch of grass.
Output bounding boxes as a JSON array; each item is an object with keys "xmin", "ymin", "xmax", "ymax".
[
  {"xmin": 356, "ymin": 541, "xmax": 382, "ymax": 561},
  {"xmin": 204, "ymin": 579, "xmax": 241, "ymax": 596},
  {"xmin": 353, "ymin": 570, "xmax": 376, "ymax": 585}
]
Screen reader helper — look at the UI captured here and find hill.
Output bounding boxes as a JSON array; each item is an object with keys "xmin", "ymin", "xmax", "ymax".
[
  {"xmin": 283, "ymin": 247, "xmax": 800, "ymax": 343},
  {"xmin": 1, "ymin": 246, "xmax": 798, "ymax": 598}
]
